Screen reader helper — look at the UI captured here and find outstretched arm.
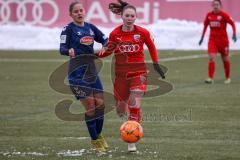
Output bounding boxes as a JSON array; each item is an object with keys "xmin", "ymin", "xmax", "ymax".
[
  {"xmin": 199, "ymin": 14, "xmax": 209, "ymax": 45},
  {"xmin": 96, "ymin": 33, "xmax": 116, "ymax": 58}
]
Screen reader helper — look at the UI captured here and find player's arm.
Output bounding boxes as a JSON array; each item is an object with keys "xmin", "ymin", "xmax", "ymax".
[
  {"xmin": 95, "ymin": 32, "xmax": 117, "ymax": 58},
  {"xmin": 59, "ymin": 25, "xmax": 73, "ymax": 56},
  {"xmin": 224, "ymin": 13, "xmax": 237, "ymax": 42},
  {"xmin": 91, "ymin": 24, "xmax": 109, "ymax": 47},
  {"xmin": 144, "ymin": 30, "xmax": 165, "ymax": 79},
  {"xmin": 199, "ymin": 13, "xmax": 209, "ymax": 45}
]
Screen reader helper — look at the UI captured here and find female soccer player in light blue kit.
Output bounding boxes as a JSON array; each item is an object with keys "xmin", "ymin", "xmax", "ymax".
[{"xmin": 59, "ymin": 1, "xmax": 108, "ymax": 152}]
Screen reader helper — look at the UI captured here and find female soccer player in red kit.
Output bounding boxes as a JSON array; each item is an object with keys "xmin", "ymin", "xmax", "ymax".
[
  {"xmin": 199, "ymin": 0, "xmax": 237, "ymax": 84},
  {"xmin": 97, "ymin": 0, "xmax": 165, "ymax": 152}
]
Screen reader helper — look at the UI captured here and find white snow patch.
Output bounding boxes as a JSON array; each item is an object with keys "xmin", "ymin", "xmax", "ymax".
[
  {"xmin": 0, "ymin": 151, "xmax": 47, "ymax": 156},
  {"xmin": 0, "ymin": 19, "xmax": 239, "ymax": 50},
  {"xmin": 57, "ymin": 149, "xmax": 87, "ymax": 157}
]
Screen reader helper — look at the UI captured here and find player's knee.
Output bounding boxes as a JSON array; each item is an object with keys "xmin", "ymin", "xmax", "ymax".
[
  {"xmin": 96, "ymin": 104, "xmax": 105, "ymax": 112},
  {"xmin": 116, "ymin": 101, "xmax": 127, "ymax": 117},
  {"xmin": 209, "ymin": 55, "xmax": 216, "ymax": 62},
  {"xmin": 128, "ymin": 97, "xmax": 136, "ymax": 107},
  {"xmin": 94, "ymin": 93, "xmax": 104, "ymax": 107},
  {"xmin": 85, "ymin": 108, "xmax": 95, "ymax": 117},
  {"xmin": 222, "ymin": 55, "xmax": 229, "ymax": 62},
  {"xmin": 129, "ymin": 90, "xmax": 144, "ymax": 108},
  {"xmin": 117, "ymin": 101, "xmax": 127, "ymax": 110},
  {"xmin": 95, "ymin": 98, "xmax": 104, "ymax": 108}
]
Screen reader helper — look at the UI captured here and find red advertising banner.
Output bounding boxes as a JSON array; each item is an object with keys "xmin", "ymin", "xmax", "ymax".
[{"xmin": 0, "ymin": 0, "xmax": 239, "ymax": 27}]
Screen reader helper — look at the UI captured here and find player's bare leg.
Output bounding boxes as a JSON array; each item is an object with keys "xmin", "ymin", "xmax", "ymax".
[
  {"xmin": 221, "ymin": 54, "xmax": 231, "ymax": 84},
  {"xmin": 116, "ymin": 101, "xmax": 128, "ymax": 119},
  {"xmin": 205, "ymin": 54, "xmax": 216, "ymax": 84},
  {"xmin": 127, "ymin": 88, "xmax": 144, "ymax": 152}
]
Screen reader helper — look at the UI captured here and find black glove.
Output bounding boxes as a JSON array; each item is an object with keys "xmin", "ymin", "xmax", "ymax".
[
  {"xmin": 199, "ymin": 37, "xmax": 203, "ymax": 46},
  {"xmin": 232, "ymin": 35, "xmax": 237, "ymax": 42},
  {"xmin": 153, "ymin": 63, "xmax": 165, "ymax": 79}
]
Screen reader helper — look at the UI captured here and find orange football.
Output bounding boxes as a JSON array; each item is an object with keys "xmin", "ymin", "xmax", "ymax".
[{"xmin": 120, "ymin": 120, "xmax": 143, "ymax": 143}]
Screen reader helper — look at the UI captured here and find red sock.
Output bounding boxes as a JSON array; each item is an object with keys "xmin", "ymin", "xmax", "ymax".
[
  {"xmin": 208, "ymin": 61, "xmax": 215, "ymax": 79},
  {"xmin": 128, "ymin": 108, "xmax": 141, "ymax": 123},
  {"xmin": 223, "ymin": 60, "xmax": 230, "ymax": 79}
]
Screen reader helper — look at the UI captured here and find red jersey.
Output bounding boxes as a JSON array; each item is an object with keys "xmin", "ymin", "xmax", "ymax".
[
  {"xmin": 202, "ymin": 10, "xmax": 236, "ymax": 43},
  {"xmin": 100, "ymin": 25, "xmax": 158, "ymax": 76}
]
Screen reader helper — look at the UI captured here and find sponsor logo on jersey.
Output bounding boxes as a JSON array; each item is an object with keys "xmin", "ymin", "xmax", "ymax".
[
  {"xmin": 116, "ymin": 37, "xmax": 123, "ymax": 42},
  {"xmin": 210, "ymin": 21, "xmax": 220, "ymax": 27},
  {"xmin": 90, "ymin": 29, "xmax": 95, "ymax": 36},
  {"xmin": 80, "ymin": 36, "xmax": 94, "ymax": 45},
  {"xmin": 77, "ymin": 31, "xmax": 82, "ymax": 35},
  {"xmin": 134, "ymin": 34, "xmax": 141, "ymax": 42},
  {"xmin": 119, "ymin": 44, "xmax": 140, "ymax": 53}
]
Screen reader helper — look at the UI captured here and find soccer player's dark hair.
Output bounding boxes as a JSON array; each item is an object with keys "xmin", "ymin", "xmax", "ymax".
[
  {"xmin": 109, "ymin": 0, "xmax": 136, "ymax": 15},
  {"xmin": 213, "ymin": 0, "xmax": 222, "ymax": 5},
  {"xmin": 69, "ymin": 1, "xmax": 81, "ymax": 13}
]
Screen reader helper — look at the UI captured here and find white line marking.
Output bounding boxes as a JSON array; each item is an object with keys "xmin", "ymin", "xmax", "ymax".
[
  {"xmin": 61, "ymin": 137, "xmax": 89, "ymax": 140},
  {"xmin": 159, "ymin": 54, "xmax": 207, "ymax": 62},
  {"xmin": 0, "ymin": 58, "xmax": 65, "ymax": 63},
  {"xmin": 0, "ymin": 53, "xmax": 237, "ymax": 63},
  {"xmin": 0, "ymin": 54, "xmax": 207, "ymax": 63}
]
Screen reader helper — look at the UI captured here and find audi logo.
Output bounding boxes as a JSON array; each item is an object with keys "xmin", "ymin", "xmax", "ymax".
[
  {"xmin": 119, "ymin": 44, "xmax": 140, "ymax": 53},
  {"xmin": 0, "ymin": 0, "xmax": 59, "ymax": 26}
]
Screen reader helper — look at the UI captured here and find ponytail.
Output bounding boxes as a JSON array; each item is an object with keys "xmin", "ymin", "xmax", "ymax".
[{"xmin": 109, "ymin": 0, "xmax": 136, "ymax": 15}]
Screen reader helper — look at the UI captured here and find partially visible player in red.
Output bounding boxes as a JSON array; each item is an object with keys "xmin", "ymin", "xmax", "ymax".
[
  {"xmin": 199, "ymin": 0, "xmax": 237, "ymax": 84},
  {"xmin": 97, "ymin": 0, "xmax": 165, "ymax": 152}
]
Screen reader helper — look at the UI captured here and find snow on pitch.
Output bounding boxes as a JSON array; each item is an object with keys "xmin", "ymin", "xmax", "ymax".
[{"xmin": 0, "ymin": 19, "xmax": 239, "ymax": 50}]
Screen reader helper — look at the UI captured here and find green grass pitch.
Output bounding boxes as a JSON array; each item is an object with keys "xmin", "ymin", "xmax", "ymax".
[{"xmin": 0, "ymin": 50, "xmax": 239, "ymax": 160}]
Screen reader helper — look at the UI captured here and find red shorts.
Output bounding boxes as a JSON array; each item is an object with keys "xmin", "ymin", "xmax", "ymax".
[
  {"xmin": 208, "ymin": 41, "xmax": 229, "ymax": 56},
  {"xmin": 114, "ymin": 73, "xmax": 147, "ymax": 101}
]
